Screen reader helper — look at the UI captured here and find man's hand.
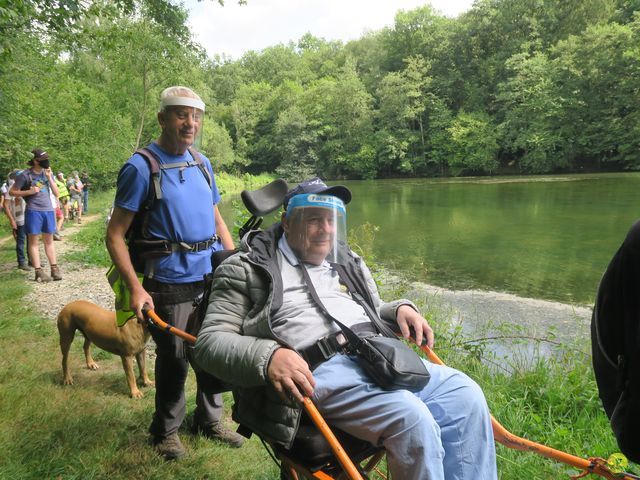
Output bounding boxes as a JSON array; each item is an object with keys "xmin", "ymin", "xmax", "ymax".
[
  {"xmin": 130, "ymin": 286, "xmax": 154, "ymax": 324},
  {"xmin": 267, "ymin": 348, "xmax": 316, "ymax": 403},
  {"xmin": 396, "ymin": 305, "xmax": 434, "ymax": 349}
]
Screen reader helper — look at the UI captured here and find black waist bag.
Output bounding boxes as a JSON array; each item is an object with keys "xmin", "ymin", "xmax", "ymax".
[{"xmin": 353, "ymin": 335, "xmax": 430, "ymax": 392}]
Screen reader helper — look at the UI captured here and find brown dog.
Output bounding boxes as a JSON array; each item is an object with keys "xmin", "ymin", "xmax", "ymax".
[{"xmin": 57, "ymin": 300, "xmax": 153, "ymax": 398}]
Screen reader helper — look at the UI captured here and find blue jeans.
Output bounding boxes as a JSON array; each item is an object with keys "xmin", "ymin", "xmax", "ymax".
[
  {"xmin": 312, "ymin": 355, "xmax": 498, "ymax": 479},
  {"xmin": 15, "ymin": 224, "xmax": 26, "ymax": 266},
  {"xmin": 82, "ymin": 189, "xmax": 88, "ymax": 213}
]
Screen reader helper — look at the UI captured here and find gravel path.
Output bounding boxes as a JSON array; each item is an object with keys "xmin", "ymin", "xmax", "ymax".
[{"xmin": 17, "ymin": 215, "xmax": 115, "ymax": 320}]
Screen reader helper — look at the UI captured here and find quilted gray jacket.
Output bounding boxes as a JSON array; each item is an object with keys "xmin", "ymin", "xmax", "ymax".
[{"xmin": 193, "ymin": 223, "xmax": 416, "ymax": 448}]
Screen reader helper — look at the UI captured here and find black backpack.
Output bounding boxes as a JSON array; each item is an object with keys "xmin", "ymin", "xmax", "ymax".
[{"xmin": 591, "ymin": 219, "xmax": 640, "ymax": 463}]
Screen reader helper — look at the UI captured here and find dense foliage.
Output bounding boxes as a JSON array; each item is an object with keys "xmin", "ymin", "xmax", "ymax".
[{"xmin": 1, "ymin": 0, "xmax": 639, "ymax": 185}]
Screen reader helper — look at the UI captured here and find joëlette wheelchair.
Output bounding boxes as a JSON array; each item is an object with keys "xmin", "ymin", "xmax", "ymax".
[{"xmin": 144, "ymin": 179, "xmax": 639, "ymax": 480}]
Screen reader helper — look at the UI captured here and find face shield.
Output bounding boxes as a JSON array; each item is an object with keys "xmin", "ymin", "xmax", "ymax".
[
  {"xmin": 160, "ymin": 95, "xmax": 205, "ymax": 150},
  {"xmin": 283, "ymin": 194, "xmax": 347, "ymax": 266}
]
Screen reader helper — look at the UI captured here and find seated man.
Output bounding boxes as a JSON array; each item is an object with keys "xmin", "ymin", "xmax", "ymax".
[{"xmin": 194, "ymin": 178, "xmax": 498, "ymax": 479}]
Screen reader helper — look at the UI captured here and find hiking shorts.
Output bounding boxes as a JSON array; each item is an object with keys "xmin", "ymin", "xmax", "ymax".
[
  {"xmin": 25, "ymin": 210, "xmax": 56, "ymax": 235},
  {"xmin": 55, "ymin": 206, "xmax": 63, "ymax": 219}
]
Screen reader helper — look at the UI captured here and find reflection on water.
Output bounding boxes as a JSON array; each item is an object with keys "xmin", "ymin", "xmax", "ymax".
[{"xmin": 342, "ymin": 173, "xmax": 640, "ymax": 305}]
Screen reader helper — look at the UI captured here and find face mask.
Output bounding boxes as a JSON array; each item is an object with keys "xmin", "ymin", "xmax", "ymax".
[{"xmin": 38, "ymin": 159, "xmax": 50, "ymax": 169}]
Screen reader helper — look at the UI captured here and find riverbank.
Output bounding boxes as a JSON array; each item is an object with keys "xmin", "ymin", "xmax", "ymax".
[
  {"xmin": 373, "ymin": 268, "xmax": 593, "ymax": 367},
  {"xmin": 416, "ymin": 281, "xmax": 591, "ymax": 362}
]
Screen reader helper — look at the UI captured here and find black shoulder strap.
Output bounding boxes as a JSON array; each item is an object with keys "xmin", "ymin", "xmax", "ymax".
[
  {"xmin": 331, "ymin": 263, "xmax": 397, "ymax": 338},
  {"xmin": 188, "ymin": 147, "xmax": 213, "ymax": 188},
  {"xmin": 22, "ymin": 169, "xmax": 33, "ymax": 185},
  {"xmin": 135, "ymin": 147, "xmax": 162, "ymax": 203},
  {"xmin": 298, "ymin": 263, "xmax": 363, "ymax": 348},
  {"xmin": 136, "ymin": 147, "xmax": 212, "ymax": 205}
]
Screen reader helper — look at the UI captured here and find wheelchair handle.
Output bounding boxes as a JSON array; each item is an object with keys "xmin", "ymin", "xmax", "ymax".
[
  {"xmin": 143, "ymin": 306, "xmax": 197, "ymax": 346},
  {"xmin": 302, "ymin": 397, "xmax": 364, "ymax": 480}
]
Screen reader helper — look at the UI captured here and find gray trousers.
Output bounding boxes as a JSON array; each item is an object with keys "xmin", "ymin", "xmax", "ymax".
[{"xmin": 145, "ymin": 279, "xmax": 223, "ymax": 438}]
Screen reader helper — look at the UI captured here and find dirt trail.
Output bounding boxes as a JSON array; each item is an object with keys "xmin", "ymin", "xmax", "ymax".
[{"xmin": 10, "ymin": 214, "xmax": 116, "ymax": 320}]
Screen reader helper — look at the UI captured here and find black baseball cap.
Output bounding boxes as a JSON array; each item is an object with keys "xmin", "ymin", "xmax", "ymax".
[
  {"xmin": 31, "ymin": 148, "xmax": 49, "ymax": 160},
  {"xmin": 283, "ymin": 177, "xmax": 352, "ymax": 208}
]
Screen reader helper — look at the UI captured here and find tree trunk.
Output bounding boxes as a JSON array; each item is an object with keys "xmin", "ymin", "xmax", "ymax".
[
  {"xmin": 418, "ymin": 116, "xmax": 426, "ymax": 169},
  {"xmin": 134, "ymin": 62, "xmax": 148, "ymax": 150}
]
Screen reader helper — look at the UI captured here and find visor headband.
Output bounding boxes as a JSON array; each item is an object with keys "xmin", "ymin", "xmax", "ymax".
[
  {"xmin": 160, "ymin": 96, "xmax": 205, "ymax": 112},
  {"xmin": 286, "ymin": 194, "xmax": 346, "ymax": 217}
]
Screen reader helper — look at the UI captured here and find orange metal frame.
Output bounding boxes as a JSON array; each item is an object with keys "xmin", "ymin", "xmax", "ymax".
[{"xmin": 144, "ymin": 309, "xmax": 638, "ymax": 480}]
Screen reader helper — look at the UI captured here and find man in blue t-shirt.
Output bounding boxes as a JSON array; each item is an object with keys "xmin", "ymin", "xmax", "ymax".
[{"xmin": 106, "ymin": 86, "xmax": 243, "ymax": 460}]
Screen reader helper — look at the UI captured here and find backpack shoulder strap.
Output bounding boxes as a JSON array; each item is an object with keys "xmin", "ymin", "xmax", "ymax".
[
  {"xmin": 135, "ymin": 147, "xmax": 162, "ymax": 203},
  {"xmin": 134, "ymin": 147, "xmax": 212, "ymax": 206},
  {"xmin": 188, "ymin": 147, "xmax": 213, "ymax": 188}
]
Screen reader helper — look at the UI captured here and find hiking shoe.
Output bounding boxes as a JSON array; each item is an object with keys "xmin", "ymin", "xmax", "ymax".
[
  {"xmin": 152, "ymin": 433, "xmax": 186, "ymax": 460},
  {"xmin": 18, "ymin": 264, "xmax": 30, "ymax": 271},
  {"xmin": 34, "ymin": 268, "xmax": 52, "ymax": 283},
  {"xmin": 193, "ymin": 422, "xmax": 245, "ymax": 448},
  {"xmin": 53, "ymin": 233, "xmax": 62, "ymax": 241},
  {"xmin": 51, "ymin": 265, "xmax": 62, "ymax": 281}
]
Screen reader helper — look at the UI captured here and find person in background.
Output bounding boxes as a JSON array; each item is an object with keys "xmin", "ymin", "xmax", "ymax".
[
  {"xmin": 80, "ymin": 171, "xmax": 91, "ymax": 214},
  {"xmin": 2, "ymin": 169, "xmax": 29, "ymax": 270},
  {"xmin": 106, "ymin": 85, "xmax": 243, "ymax": 460},
  {"xmin": 46, "ymin": 176, "xmax": 63, "ymax": 241},
  {"xmin": 50, "ymin": 185, "xmax": 63, "ymax": 241},
  {"xmin": 67, "ymin": 170, "xmax": 83, "ymax": 224},
  {"xmin": 9, "ymin": 149, "xmax": 62, "ymax": 282},
  {"xmin": 0, "ymin": 177, "xmax": 6, "ymax": 210},
  {"xmin": 55, "ymin": 172, "xmax": 70, "ymax": 223}
]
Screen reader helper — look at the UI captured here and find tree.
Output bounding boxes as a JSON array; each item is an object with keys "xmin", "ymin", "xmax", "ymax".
[
  {"xmin": 497, "ymin": 52, "xmax": 564, "ymax": 173},
  {"xmin": 273, "ymin": 106, "xmax": 318, "ymax": 182},
  {"xmin": 447, "ymin": 111, "xmax": 500, "ymax": 174},
  {"xmin": 301, "ymin": 59, "xmax": 375, "ymax": 178},
  {"xmin": 228, "ymin": 81, "xmax": 273, "ymax": 171},
  {"xmin": 551, "ymin": 21, "xmax": 640, "ymax": 169},
  {"xmin": 202, "ymin": 121, "xmax": 236, "ymax": 172}
]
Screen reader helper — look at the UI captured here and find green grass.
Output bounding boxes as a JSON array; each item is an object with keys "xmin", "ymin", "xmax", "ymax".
[
  {"xmin": 0, "ymin": 190, "xmax": 635, "ymax": 479},
  {"xmin": 216, "ymin": 172, "xmax": 277, "ymax": 197},
  {"xmin": 64, "ymin": 189, "xmax": 114, "ymax": 267},
  {"xmin": 413, "ymin": 299, "xmax": 633, "ymax": 479}
]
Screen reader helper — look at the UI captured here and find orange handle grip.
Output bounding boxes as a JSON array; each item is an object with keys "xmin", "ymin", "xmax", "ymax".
[{"xmin": 144, "ymin": 307, "xmax": 197, "ymax": 346}]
